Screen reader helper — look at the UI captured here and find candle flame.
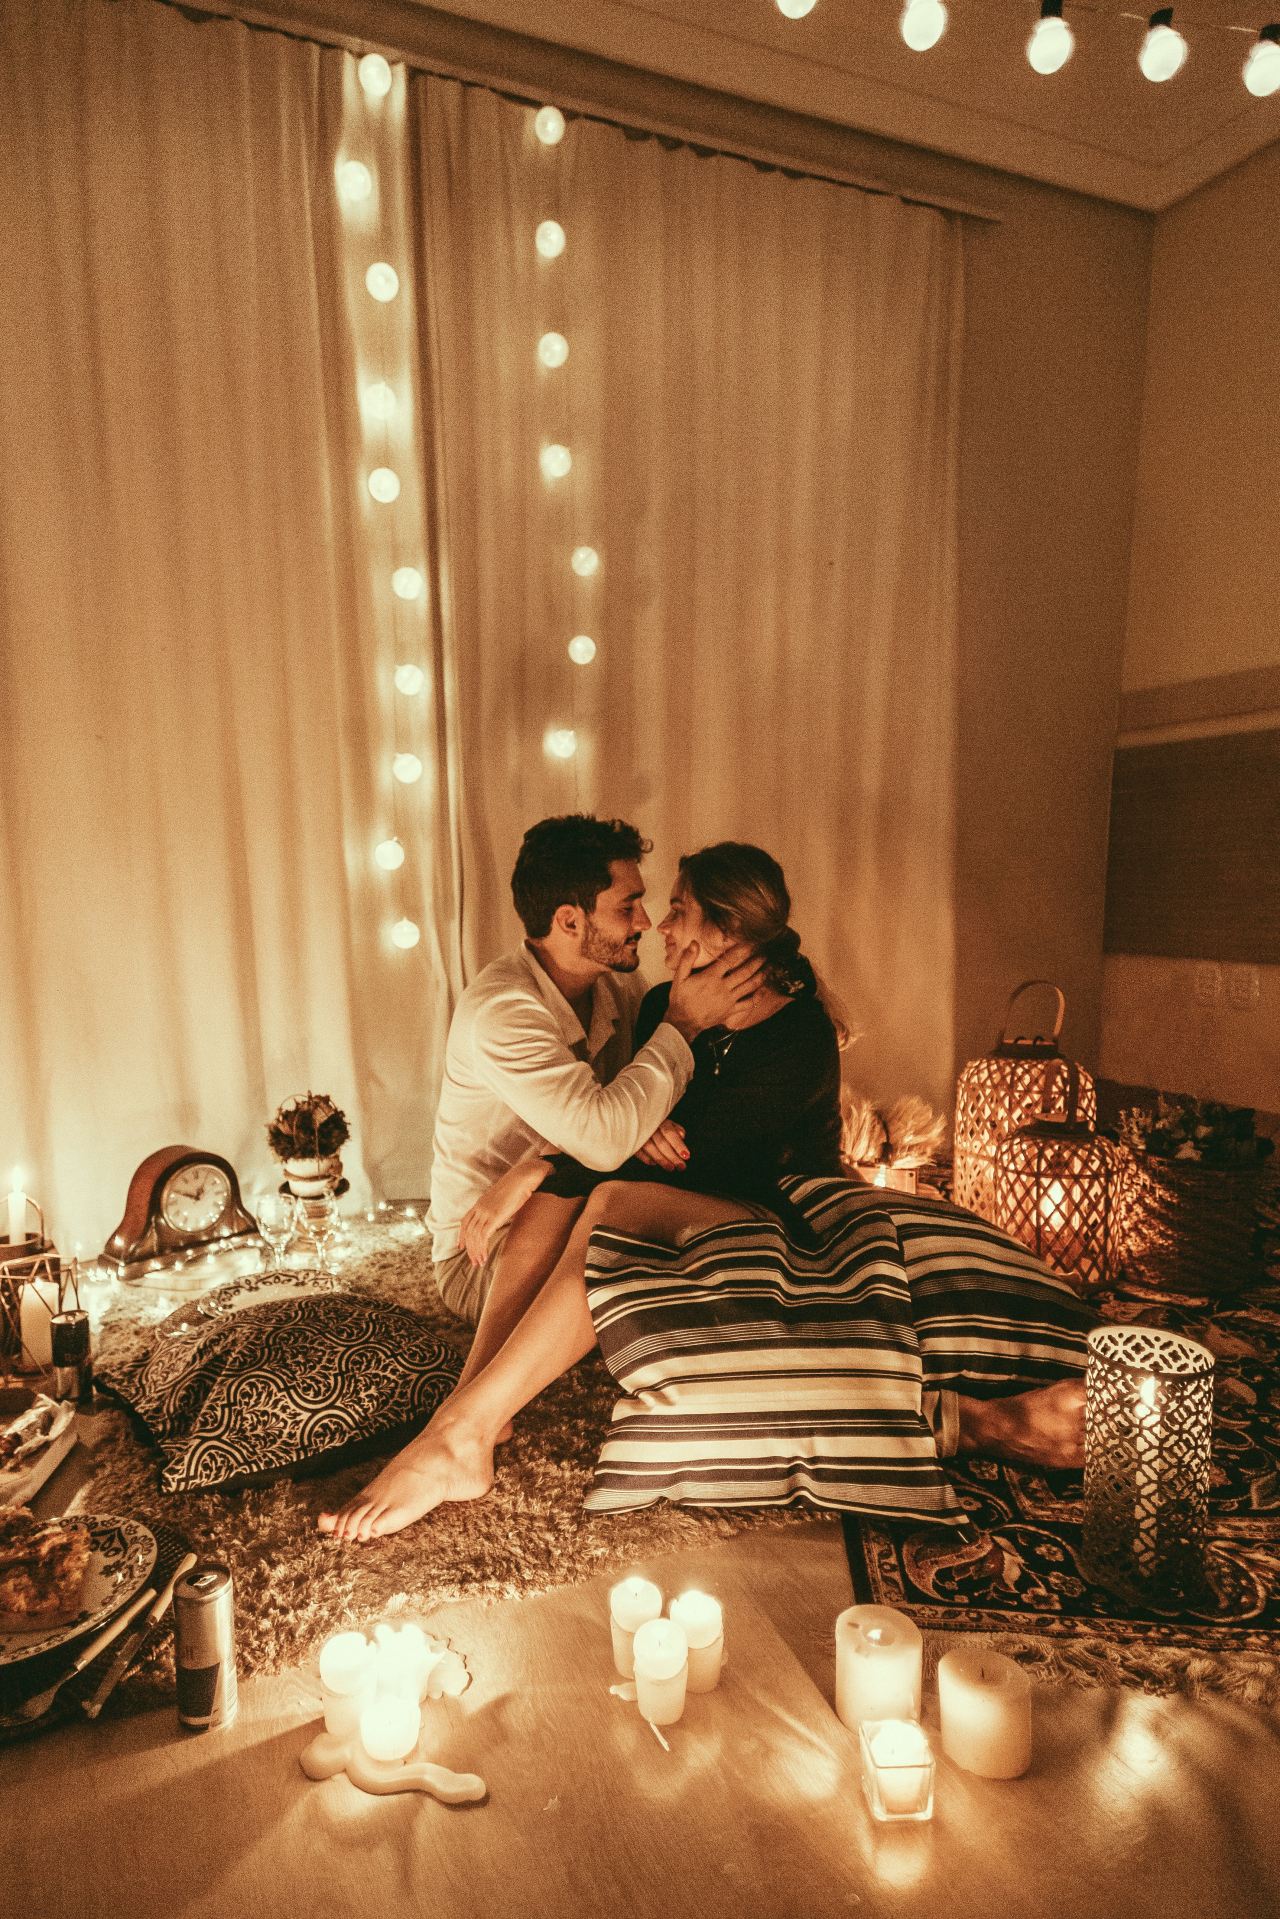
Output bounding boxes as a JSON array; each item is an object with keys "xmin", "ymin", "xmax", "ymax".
[
  {"xmin": 1039, "ymin": 1179, "xmax": 1066, "ymax": 1220},
  {"xmin": 1139, "ymin": 1376, "xmax": 1159, "ymax": 1409}
]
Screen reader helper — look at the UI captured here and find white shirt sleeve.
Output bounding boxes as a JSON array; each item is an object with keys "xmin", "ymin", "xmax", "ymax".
[{"xmin": 469, "ymin": 991, "xmax": 693, "ymax": 1171}]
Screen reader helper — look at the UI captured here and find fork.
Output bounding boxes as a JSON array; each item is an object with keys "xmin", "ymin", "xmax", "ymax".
[{"xmin": 1, "ymin": 1584, "xmax": 156, "ymax": 1726}]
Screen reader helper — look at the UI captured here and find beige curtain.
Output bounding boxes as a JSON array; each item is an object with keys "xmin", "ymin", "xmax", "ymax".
[{"xmin": 414, "ymin": 81, "xmax": 961, "ymax": 1108}]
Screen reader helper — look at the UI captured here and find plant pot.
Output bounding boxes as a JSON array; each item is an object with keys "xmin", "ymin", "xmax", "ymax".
[{"xmin": 282, "ymin": 1154, "xmax": 343, "ymax": 1199}]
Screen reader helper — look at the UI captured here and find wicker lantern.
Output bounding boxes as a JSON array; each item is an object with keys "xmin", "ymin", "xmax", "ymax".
[
  {"xmin": 953, "ymin": 980, "xmax": 1096, "ymax": 1221},
  {"xmin": 991, "ymin": 1066, "xmax": 1124, "ymax": 1293}
]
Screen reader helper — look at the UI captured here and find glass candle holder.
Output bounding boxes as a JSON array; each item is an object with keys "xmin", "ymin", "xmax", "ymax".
[
  {"xmin": 1083, "ymin": 1325, "xmax": 1215, "ymax": 1600},
  {"xmin": 858, "ymin": 1719, "xmax": 935, "ymax": 1822}
]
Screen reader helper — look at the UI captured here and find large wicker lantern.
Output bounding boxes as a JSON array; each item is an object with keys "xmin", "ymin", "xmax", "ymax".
[
  {"xmin": 992, "ymin": 1066, "xmax": 1126, "ymax": 1293},
  {"xmin": 953, "ymin": 980, "xmax": 1096, "ymax": 1221}
]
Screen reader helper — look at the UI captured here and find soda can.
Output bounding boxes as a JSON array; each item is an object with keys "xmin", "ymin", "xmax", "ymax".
[
  {"xmin": 174, "ymin": 1563, "xmax": 238, "ymax": 1730},
  {"xmin": 49, "ymin": 1309, "xmax": 92, "ymax": 1403}
]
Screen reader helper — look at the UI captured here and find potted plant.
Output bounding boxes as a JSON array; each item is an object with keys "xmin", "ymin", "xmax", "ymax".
[
  {"xmin": 1117, "ymin": 1094, "xmax": 1276, "ymax": 1294},
  {"xmin": 267, "ymin": 1092, "xmax": 351, "ymax": 1198}
]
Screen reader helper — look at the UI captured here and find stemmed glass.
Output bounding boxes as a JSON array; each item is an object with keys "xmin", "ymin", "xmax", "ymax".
[{"xmin": 256, "ymin": 1194, "xmax": 295, "ymax": 1273}]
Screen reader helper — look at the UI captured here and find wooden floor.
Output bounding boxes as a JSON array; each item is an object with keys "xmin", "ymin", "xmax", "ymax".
[{"xmin": 3, "ymin": 1506, "xmax": 1280, "ymax": 1919}]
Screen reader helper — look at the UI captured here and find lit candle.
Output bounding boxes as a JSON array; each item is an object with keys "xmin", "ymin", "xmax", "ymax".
[
  {"xmin": 669, "ymin": 1591, "xmax": 724, "ymax": 1693},
  {"xmin": 319, "ymin": 1631, "xmax": 377, "ymax": 1739},
  {"xmin": 609, "ymin": 1576, "xmax": 663, "ymax": 1677},
  {"xmin": 1134, "ymin": 1375, "xmax": 1160, "ymax": 1576},
  {"xmin": 6, "ymin": 1175, "xmax": 28, "ymax": 1248},
  {"xmin": 18, "ymin": 1271, "xmax": 61, "ymax": 1369},
  {"xmin": 936, "ymin": 1647, "xmax": 1033, "ymax": 1779},
  {"xmin": 359, "ymin": 1692, "xmax": 421, "ymax": 1764},
  {"xmin": 858, "ymin": 1718, "xmax": 935, "ymax": 1821},
  {"xmin": 834, "ymin": 1605, "xmax": 922, "ymax": 1728},
  {"xmin": 632, "ymin": 1618, "xmax": 688, "ymax": 1728},
  {"xmin": 372, "ymin": 1621, "xmax": 434, "ymax": 1700}
]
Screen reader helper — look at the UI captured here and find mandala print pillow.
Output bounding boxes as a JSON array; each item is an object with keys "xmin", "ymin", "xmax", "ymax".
[{"xmin": 102, "ymin": 1291, "xmax": 459, "ymax": 1494}]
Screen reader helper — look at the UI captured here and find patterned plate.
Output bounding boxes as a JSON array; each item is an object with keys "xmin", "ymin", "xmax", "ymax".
[
  {"xmin": 0, "ymin": 1515, "xmax": 157, "ymax": 1667},
  {"xmin": 160, "ymin": 1269, "xmax": 348, "ymax": 1337}
]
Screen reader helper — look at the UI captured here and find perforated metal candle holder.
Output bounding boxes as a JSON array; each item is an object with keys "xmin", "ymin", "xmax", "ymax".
[{"xmin": 1082, "ymin": 1326, "xmax": 1215, "ymax": 1601}]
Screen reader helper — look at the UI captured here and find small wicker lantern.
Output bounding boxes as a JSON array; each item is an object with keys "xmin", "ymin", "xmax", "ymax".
[
  {"xmin": 953, "ymin": 981, "xmax": 1096, "ymax": 1221},
  {"xmin": 991, "ymin": 1066, "xmax": 1126, "ymax": 1293},
  {"xmin": 1083, "ymin": 1325, "xmax": 1215, "ymax": 1600}
]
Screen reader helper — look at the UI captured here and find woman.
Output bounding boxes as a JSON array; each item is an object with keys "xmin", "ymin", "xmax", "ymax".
[{"xmin": 321, "ymin": 842, "xmax": 846, "ymax": 1542}]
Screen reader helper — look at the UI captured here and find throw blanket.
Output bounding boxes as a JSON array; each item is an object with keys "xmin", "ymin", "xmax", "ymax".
[{"xmin": 582, "ymin": 1178, "xmax": 1098, "ymax": 1522}]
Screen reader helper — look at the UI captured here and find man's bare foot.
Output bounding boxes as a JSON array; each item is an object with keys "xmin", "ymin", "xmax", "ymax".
[
  {"xmin": 957, "ymin": 1378, "xmax": 1086, "ymax": 1469},
  {"xmin": 317, "ymin": 1417, "xmax": 496, "ymax": 1542}
]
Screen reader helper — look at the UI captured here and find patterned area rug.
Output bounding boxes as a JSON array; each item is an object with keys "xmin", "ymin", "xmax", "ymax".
[{"xmin": 845, "ymin": 1263, "xmax": 1280, "ymax": 1703}]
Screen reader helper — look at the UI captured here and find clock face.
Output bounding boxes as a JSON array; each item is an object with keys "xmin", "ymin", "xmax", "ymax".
[{"xmin": 160, "ymin": 1163, "xmax": 231, "ymax": 1235}]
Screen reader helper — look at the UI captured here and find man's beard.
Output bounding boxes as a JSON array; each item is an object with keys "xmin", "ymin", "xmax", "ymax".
[{"xmin": 582, "ymin": 916, "xmax": 641, "ymax": 971}]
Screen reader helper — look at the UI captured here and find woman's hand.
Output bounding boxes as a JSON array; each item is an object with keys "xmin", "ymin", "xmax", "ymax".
[
  {"xmin": 635, "ymin": 1119, "xmax": 689, "ymax": 1172},
  {"xmin": 460, "ymin": 1157, "xmax": 550, "ymax": 1267}
]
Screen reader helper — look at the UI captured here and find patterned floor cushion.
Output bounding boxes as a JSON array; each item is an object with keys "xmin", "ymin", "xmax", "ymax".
[{"xmin": 99, "ymin": 1289, "xmax": 459, "ymax": 1494}]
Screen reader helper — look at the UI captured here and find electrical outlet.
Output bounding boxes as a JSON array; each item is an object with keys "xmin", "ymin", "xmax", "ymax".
[
  {"xmin": 1226, "ymin": 964, "xmax": 1261, "ymax": 1011},
  {"xmin": 1192, "ymin": 962, "xmax": 1223, "ymax": 1008}
]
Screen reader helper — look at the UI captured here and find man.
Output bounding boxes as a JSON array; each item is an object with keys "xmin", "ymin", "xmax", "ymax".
[{"xmin": 423, "ymin": 813, "xmax": 762, "ymax": 1327}]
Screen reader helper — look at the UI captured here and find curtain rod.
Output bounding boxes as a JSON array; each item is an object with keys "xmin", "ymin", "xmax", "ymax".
[{"xmin": 153, "ymin": 0, "xmax": 1001, "ymax": 222}]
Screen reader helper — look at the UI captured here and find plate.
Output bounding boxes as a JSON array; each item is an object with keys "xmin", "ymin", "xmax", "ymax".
[
  {"xmin": 0, "ymin": 1515, "xmax": 157, "ymax": 1667},
  {"xmin": 159, "ymin": 1268, "xmax": 347, "ymax": 1337}
]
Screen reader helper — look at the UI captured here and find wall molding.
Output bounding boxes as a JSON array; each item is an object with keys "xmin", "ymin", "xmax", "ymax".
[{"xmin": 1119, "ymin": 664, "xmax": 1280, "ymax": 735}]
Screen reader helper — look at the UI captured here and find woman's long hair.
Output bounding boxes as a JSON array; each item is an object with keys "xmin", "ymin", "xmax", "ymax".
[{"xmin": 677, "ymin": 842, "xmax": 851, "ymax": 1046}]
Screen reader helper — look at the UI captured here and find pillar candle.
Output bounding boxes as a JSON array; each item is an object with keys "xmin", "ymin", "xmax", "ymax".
[
  {"xmin": 834, "ymin": 1605, "xmax": 923, "ymax": 1728},
  {"xmin": 359, "ymin": 1692, "xmax": 420, "ymax": 1764},
  {"xmin": 936, "ymin": 1647, "xmax": 1033, "ymax": 1779},
  {"xmin": 632, "ymin": 1618, "xmax": 688, "ymax": 1728},
  {"xmin": 609, "ymin": 1576, "xmax": 663, "ymax": 1678},
  {"xmin": 319, "ymin": 1631, "xmax": 377, "ymax": 1740},
  {"xmin": 18, "ymin": 1273, "xmax": 61, "ymax": 1369},
  {"xmin": 669, "ymin": 1591, "xmax": 724, "ymax": 1693}
]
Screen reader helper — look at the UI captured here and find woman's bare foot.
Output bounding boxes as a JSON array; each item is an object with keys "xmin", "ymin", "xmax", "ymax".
[
  {"xmin": 317, "ymin": 1415, "xmax": 496, "ymax": 1543},
  {"xmin": 957, "ymin": 1378, "xmax": 1086, "ymax": 1469}
]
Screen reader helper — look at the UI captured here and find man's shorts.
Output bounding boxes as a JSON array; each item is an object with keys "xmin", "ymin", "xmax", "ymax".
[{"xmin": 432, "ymin": 1227, "xmax": 508, "ymax": 1327}]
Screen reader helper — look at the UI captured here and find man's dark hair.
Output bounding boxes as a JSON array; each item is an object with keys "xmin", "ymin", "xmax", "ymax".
[{"xmin": 511, "ymin": 814, "xmax": 651, "ymax": 938}]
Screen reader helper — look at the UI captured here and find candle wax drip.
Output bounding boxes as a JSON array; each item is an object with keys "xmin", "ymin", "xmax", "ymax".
[{"xmin": 300, "ymin": 1727, "xmax": 486, "ymax": 1803}]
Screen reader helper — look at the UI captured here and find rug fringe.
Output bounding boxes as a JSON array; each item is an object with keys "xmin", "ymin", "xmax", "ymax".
[{"xmin": 922, "ymin": 1627, "xmax": 1280, "ymax": 1705}]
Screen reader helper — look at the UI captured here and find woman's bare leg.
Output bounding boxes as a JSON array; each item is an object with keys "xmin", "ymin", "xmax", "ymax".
[
  {"xmin": 318, "ymin": 1182, "xmax": 754, "ymax": 1542},
  {"xmin": 454, "ymin": 1193, "xmax": 586, "ymax": 1396}
]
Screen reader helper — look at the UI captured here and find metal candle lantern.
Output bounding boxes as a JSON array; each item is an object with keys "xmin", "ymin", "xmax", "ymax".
[
  {"xmin": 992, "ymin": 1065, "xmax": 1126, "ymax": 1292},
  {"xmin": 1083, "ymin": 1326, "xmax": 1215, "ymax": 1600},
  {"xmin": 953, "ymin": 981, "xmax": 1096, "ymax": 1222}
]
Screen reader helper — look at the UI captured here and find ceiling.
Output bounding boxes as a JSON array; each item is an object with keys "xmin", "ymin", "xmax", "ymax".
[{"xmin": 419, "ymin": 0, "xmax": 1280, "ymax": 208}]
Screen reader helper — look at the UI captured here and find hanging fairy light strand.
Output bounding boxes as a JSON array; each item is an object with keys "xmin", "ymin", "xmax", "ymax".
[{"xmin": 771, "ymin": 0, "xmax": 1280, "ymax": 91}]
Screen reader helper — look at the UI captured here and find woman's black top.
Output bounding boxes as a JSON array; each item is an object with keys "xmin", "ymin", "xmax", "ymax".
[{"xmin": 540, "ymin": 979, "xmax": 844, "ymax": 1214}]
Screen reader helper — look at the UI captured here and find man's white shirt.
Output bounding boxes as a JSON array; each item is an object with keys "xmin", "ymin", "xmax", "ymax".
[{"xmin": 426, "ymin": 944, "xmax": 694, "ymax": 1261}]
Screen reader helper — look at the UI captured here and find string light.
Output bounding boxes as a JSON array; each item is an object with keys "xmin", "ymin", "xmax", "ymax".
[
  {"xmin": 567, "ymin": 636, "xmax": 597, "ymax": 665},
  {"xmin": 1027, "ymin": 0, "xmax": 1075, "ymax": 71},
  {"xmin": 368, "ymin": 467, "xmax": 401, "ymax": 503},
  {"xmin": 391, "ymin": 919, "xmax": 421, "ymax": 950},
  {"xmin": 394, "ymin": 663, "xmax": 426, "ymax": 695},
  {"xmin": 392, "ymin": 753, "xmax": 423, "ymax": 783},
  {"xmin": 900, "ymin": 0, "xmax": 948, "ymax": 50},
  {"xmin": 375, "ymin": 838, "xmax": 405, "ymax": 870},
  {"xmin": 535, "ymin": 220, "xmax": 567, "ymax": 259},
  {"xmin": 1243, "ymin": 22, "xmax": 1280, "ymax": 91},
  {"xmin": 335, "ymin": 161, "xmax": 373, "ymax": 203},
  {"xmin": 538, "ymin": 332, "xmax": 569, "ymax": 369},
  {"xmin": 365, "ymin": 262, "xmax": 400, "ymax": 302},
  {"xmin": 570, "ymin": 545, "xmax": 600, "ymax": 578},
  {"xmin": 545, "ymin": 728, "xmax": 578, "ymax": 760},
  {"xmin": 391, "ymin": 566, "xmax": 424, "ymax": 599},
  {"xmin": 534, "ymin": 105, "xmax": 567, "ymax": 145},
  {"xmin": 540, "ymin": 444, "xmax": 573, "ymax": 481},
  {"xmin": 358, "ymin": 53, "xmax": 392, "ymax": 99},
  {"xmin": 361, "ymin": 381, "xmax": 396, "ymax": 420},
  {"xmin": 1139, "ymin": 7, "xmax": 1188, "ymax": 79}
]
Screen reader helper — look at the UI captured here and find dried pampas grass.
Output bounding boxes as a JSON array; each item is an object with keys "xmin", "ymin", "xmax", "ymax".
[{"xmin": 841, "ymin": 1093, "xmax": 947, "ymax": 1170}]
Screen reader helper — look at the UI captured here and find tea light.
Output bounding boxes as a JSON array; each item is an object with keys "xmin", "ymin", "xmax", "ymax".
[
  {"xmin": 609, "ymin": 1576, "xmax": 663, "ymax": 1677},
  {"xmin": 669, "ymin": 1591, "xmax": 724, "ymax": 1693},
  {"xmin": 318, "ymin": 1631, "xmax": 377, "ymax": 1738},
  {"xmin": 632, "ymin": 1618, "xmax": 688, "ymax": 1728},
  {"xmin": 936, "ymin": 1647, "xmax": 1032, "ymax": 1779},
  {"xmin": 359, "ymin": 1692, "xmax": 421, "ymax": 1763},
  {"xmin": 834, "ymin": 1605, "xmax": 923, "ymax": 1728},
  {"xmin": 858, "ymin": 1718, "xmax": 935, "ymax": 1822}
]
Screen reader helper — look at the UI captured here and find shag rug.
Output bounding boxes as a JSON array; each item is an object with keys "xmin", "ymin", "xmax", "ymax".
[
  {"xmin": 846, "ymin": 1265, "xmax": 1280, "ymax": 1706},
  {"xmin": 77, "ymin": 1221, "xmax": 812, "ymax": 1699}
]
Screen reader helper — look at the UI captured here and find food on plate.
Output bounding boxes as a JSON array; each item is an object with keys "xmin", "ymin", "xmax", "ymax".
[
  {"xmin": 0, "ymin": 1394, "xmax": 75, "ymax": 1473},
  {"xmin": 0, "ymin": 1507, "xmax": 92, "ymax": 1633}
]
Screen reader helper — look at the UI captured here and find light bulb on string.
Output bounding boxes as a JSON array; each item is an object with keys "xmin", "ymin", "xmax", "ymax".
[
  {"xmin": 535, "ymin": 220, "xmax": 566, "ymax": 260},
  {"xmin": 545, "ymin": 728, "xmax": 578, "ymax": 760},
  {"xmin": 368, "ymin": 467, "xmax": 401, "ymax": 503},
  {"xmin": 534, "ymin": 105, "xmax": 566, "ymax": 145},
  {"xmin": 570, "ymin": 545, "xmax": 600, "ymax": 578},
  {"xmin": 1027, "ymin": 0, "xmax": 1074, "ymax": 73},
  {"xmin": 392, "ymin": 567, "xmax": 424, "ymax": 600},
  {"xmin": 335, "ymin": 161, "xmax": 373, "ymax": 204},
  {"xmin": 900, "ymin": 0, "xmax": 948, "ymax": 50},
  {"xmin": 361, "ymin": 381, "xmax": 397, "ymax": 421},
  {"xmin": 365, "ymin": 262, "xmax": 400, "ymax": 303},
  {"xmin": 540, "ymin": 444, "xmax": 573, "ymax": 481},
  {"xmin": 394, "ymin": 663, "xmax": 426, "ymax": 696},
  {"xmin": 776, "ymin": 0, "xmax": 818, "ymax": 15},
  {"xmin": 1244, "ymin": 23, "xmax": 1280, "ymax": 93},
  {"xmin": 358, "ymin": 53, "xmax": 393, "ymax": 99},
  {"xmin": 392, "ymin": 753, "xmax": 423, "ymax": 784},
  {"xmin": 1139, "ymin": 8, "xmax": 1188, "ymax": 80},
  {"xmin": 567, "ymin": 635, "xmax": 597, "ymax": 665},
  {"xmin": 391, "ymin": 919, "xmax": 421, "ymax": 950},
  {"xmin": 538, "ymin": 332, "xmax": 569, "ymax": 369},
  {"xmin": 375, "ymin": 838, "xmax": 405, "ymax": 871}
]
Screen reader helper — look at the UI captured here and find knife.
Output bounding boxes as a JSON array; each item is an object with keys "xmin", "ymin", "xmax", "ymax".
[{"xmin": 81, "ymin": 1550, "xmax": 198, "ymax": 1720}]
